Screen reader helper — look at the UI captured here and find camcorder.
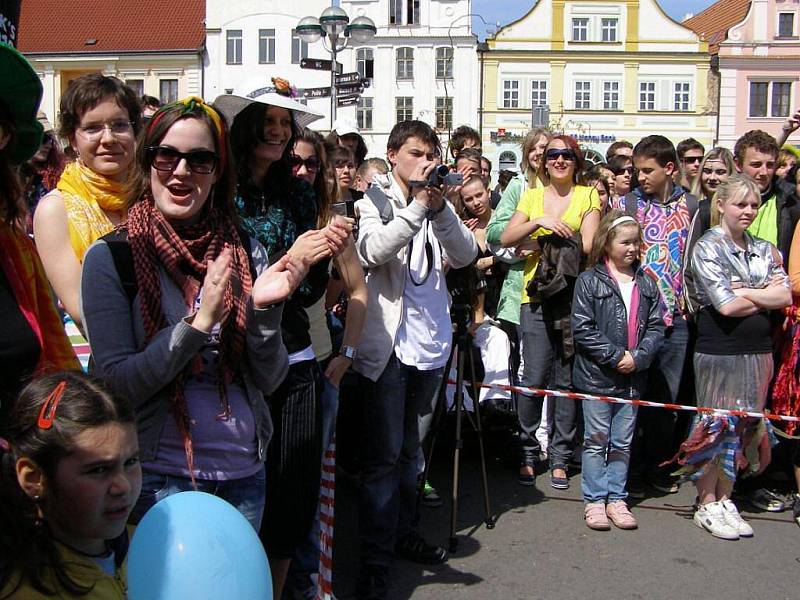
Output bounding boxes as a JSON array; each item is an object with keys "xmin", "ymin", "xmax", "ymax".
[{"xmin": 410, "ymin": 165, "xmax": 464, "ymax": 189}]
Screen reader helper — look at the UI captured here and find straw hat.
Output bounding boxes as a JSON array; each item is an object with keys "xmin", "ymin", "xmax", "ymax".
[{"xmin": 213, "ymin": 77, "xmax": 324, "ymax": 129}]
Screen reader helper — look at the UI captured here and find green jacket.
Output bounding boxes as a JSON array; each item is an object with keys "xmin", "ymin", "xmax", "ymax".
[{"xmin": 486, "ymin": 174, "xmax": 528, "ymax": 324}]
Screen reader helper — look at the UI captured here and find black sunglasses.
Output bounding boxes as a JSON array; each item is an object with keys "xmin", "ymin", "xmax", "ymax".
[
  {"xmin": 614, "ymin": 166, "xmax": 634, "ymax": 175},
  {"xmin": 682, "ymin": 156, "xmax": 703, "ymax": 164},
  {"xmin": 289, "ymin": 155, "xmax": 320, "ymax": 172},
  {"xmin": 148, "ymin": 146, "xmax": 218, "ymax": 175},
  {"xmin": 545, "ymin": 149, "xmax": 575, "ymax": 162}
]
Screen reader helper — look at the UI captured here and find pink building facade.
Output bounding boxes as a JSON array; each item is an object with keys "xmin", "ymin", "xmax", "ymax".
[{"xmin": 718, "ymin": 0, "xmax": 800, "ymax": 148}]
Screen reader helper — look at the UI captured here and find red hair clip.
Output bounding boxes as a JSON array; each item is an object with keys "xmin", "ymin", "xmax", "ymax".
[{"xmin": 38, "ymin": 381, "xmax": 67, "ymax": 429}]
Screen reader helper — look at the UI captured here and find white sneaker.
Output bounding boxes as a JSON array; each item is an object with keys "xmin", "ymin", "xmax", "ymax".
[
  {"xmin": 721, "ymin": 499, "xmax": 754, "ymax": 537},
  {"xmin": 693, "ymin": 501, "xmax": 739, "ymax": 540}
]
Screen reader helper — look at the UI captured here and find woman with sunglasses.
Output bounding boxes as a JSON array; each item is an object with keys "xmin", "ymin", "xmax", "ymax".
[
  {"xmin": 33, "ymin": 74, "xmax": 141, "ymax": 330},
  {"xmin": 288, "ymin": 127, "xmax": 367, "ymax": 599},
  {"xmin": 501, "ymin": 135, "xmax": 601, "ymax": 489},
  {"xmin": 609, "ymin": 154, "xmax": 634, "ymax": 204},
  {"xmin": 80, "ymin": 98, "xmax": 307, "ymax": 530},
  {"xmin": 215, "ymin": 81, "xmax": 350, "ymax": 598}
]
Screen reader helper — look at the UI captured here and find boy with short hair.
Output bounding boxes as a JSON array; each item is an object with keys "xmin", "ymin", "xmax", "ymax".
[
  {"xmin": 734, "ymin": 129, "xmax": 800, "ymax": 262},
  {"xmin": 677, "ymin": 138, "xmax": 705, "ymax": 189},
  {"xmin": 605, "ymin": 139, "xmax": 633, "ymax": 162},
  {"xmin": 448, "ymin": 124, "xmax": 481, "ymax": 159},
  {"xmin": 612, "ymin": 134, "xmax": 697, "ymax": 495},
  {"xmin": 354, "ymin": 120, "xmax": 477, "ymax": 600}
]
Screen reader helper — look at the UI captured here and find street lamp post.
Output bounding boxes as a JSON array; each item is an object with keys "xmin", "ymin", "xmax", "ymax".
[{"xmin": 297, "ymin": 7, "xmax": 377, "ymax": 127}]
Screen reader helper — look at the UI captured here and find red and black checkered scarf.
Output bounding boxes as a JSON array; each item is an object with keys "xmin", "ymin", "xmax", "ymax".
[{"xmin": 127, "ymin": 193, "xmax": 252, "ymax": 482}]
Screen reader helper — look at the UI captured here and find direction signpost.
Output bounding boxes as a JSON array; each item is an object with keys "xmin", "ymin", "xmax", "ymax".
[
  {"xmin": 335, "ymin": 72, "xmax": 361, "ymax": 85},
  {"xmin": 337, "ymin": 95, "xmax": 360, "ymax": 108},
  {"xmin": 303, "ymin": 86, "xmax": 332, "ymax": 99},
  {"xmin": 300, "ymin": 57, "xmax": 343, "ymax": 74}
]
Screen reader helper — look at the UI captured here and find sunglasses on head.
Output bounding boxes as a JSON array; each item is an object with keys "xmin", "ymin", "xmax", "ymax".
[
  {"xmin": 545, "ymin": 149, "xmax": 575, "ymax": 162},
  {"xmin": 289, "ymin": 155, "xmax": 320, "ymax": 173},
  {"xmin": 148, "ymin": 146, "xmax": 219, "ymax": 175}
]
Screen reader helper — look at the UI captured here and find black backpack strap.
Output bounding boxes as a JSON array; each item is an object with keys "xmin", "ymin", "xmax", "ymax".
[
  {"xmin": 236, "ymin": 228, "xmax": 258, "ymax": 281},
  {"xmin": 685, "ymin": 192, "xmax": 699, "ymax": 220},
  {"xmin": 101, "ymin": 229, "xmax": 138, "ymax": 306},
  {"xmin": 365, "ymin": 186, "xmax": 394, "ymax": 225},
  {"xmin": 624, "ymin": 192, "xmax": 638, "ymax": 217}
]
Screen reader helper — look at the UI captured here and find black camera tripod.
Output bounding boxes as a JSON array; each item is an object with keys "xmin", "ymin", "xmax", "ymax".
[{"xmin": 417, "ymin": 303, "xmax": 495, "ymax": 553}]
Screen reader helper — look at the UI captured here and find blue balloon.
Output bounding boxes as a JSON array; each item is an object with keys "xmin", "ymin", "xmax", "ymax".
[{"xmin": 128, "ymin": 491, "xmax": 272, "ymax": 600}]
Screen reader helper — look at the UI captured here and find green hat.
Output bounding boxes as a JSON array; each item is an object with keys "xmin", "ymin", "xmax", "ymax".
[{"xmin": 0, "ymin": 42, "xmax": 44, "ymax": 164}]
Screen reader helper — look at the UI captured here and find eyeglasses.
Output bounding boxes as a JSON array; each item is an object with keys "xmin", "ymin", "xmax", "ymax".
[
  {"xmin": 147, "ymin": 146, "xmax": 219, "ymax": 175},
  {"xmin": 682, "ymin": 156, "xmax": 703, "ymax": 164},
  {"xmin": 614, "ymin": 166, "xmax": 634, "ymax": 176},
  {"xmin": 289, "ymin": 155, "xmax": 320, "ymax": 173},
  {"xmin": 545, "ymin": 149, "xmax": 575, "ymax": 162},
  {"xmin": 76, "ymin": 119, "xmax": 134, "ymax": 140}
]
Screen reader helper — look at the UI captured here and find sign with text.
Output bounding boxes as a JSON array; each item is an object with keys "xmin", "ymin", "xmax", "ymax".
[
  {"xmin": 337, "ymin": 95, "xmax": 360, "ymax": 108},
  {"xmin": 0, "ymin": 0, "xmax": 21, "ymax": 46},
  {"xmin": 300, "ymin": 58, "xmax": 343, "ymax": 74},
  {"xmin": 336, "ymin": 84, "xmax": 363, "ymax": 97},
  {"xmin": 335, "ymin": 72, "xmax": 361, "ymax": 85},
  {"xmin": 303, "ymin": 86, "xmax": 331, "ymax": 99}
]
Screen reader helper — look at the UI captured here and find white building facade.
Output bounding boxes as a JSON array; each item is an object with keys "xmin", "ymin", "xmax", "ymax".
[{"xmin": 204, "ymin": 0, "xmax": 479, "ymax": 158}]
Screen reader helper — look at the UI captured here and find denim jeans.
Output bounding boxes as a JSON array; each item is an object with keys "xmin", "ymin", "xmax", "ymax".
[
  {"xmin": 359, "ymin": 355, "xmax": 444, "ymax": 569},
  {"xmin": 129, "ymin": 466, "xmax": 266, "ymax": 531},
  {"xmin": 290, "ymin": 375, "xmax": 339, "ymax": 599},
  {"xmin": 518, "ymin": 303, "xmax": 574, "ymax": 468},
  {"xmin": 581, "ymin": 398, "xmax": 638, "ymax": 503},
  {"xmin": 631, "ymin": 317, "xmax": 689, "ymax": 477}
]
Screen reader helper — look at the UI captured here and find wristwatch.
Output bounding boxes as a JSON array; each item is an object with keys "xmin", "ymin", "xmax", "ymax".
[{"xmin": 340, "ymin": 345, "xmax": 357, "ymax": 360}]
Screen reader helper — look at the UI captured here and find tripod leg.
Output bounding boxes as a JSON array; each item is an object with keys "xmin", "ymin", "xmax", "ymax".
[
  {"xmin": 450, "ymin": 344, "xmax": 466, "ymax": 553},
  {"xmin": 465, "ymin": 340, "xmax": 496, "ymax": 529}
]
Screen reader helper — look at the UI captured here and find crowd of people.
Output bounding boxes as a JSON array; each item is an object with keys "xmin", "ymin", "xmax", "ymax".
[{"xmin": 1, "ymin": 38, "xmax": 799, "ymax": 600}]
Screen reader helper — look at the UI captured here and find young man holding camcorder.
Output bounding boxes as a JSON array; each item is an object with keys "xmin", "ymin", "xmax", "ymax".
[{"xmin": 352, "ymin": 120, "xmax": 477, "ymax": 600}]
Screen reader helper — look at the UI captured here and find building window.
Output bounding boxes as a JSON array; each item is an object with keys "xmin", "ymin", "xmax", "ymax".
[
  {"xmin": 407, "ymin": 0, "xmax": 420, "ymax": 24},
  {"xmin": 396, "ymin": 97, "xmax": 413, "ymax": 123},
  {"xmin": 291, "ymin": 29, "xmax": 309, "ymax": 64},
  {"xmin": 389, "ymin": 0, "xmax": 419, "ymax": 25},
  {"xmin": 259, "ymin": 29, "xmax": 276, "ymax": 64},
  {"xmin": 435, "ymin": 97, "xmax": 453, "ymax": 130},
  {"xmin": 674, "ymin": 82, "xmax": 691, "ymax": 111},
  {"xmin": 357, "ymin": 97, "xmax": 373, "ymax": 130},
  {"xmin": 575, "ymin": 81, "xmax": 591, "ymax": 109},
  {"xmin": 125, "ymin": 79, "xmax": 144, "ymax": 97},
  {"xmin": 159, "ymin": 79, "xmax": 178, "ymax": 104},
  {"xmin": 639, "ymin": 82, "xmax": 656, "ymax": 111},
  {"xmin": 502, "ymin": 80, "xmax": 520, "ymax": 108},
  {"xmin": 357, "ymin": 48, "xmax": 374, "ymax": 80},
  {"xmin": 436, "ymin": 47, "xmax": 453, "ymax": 79},
  {"xmin": 749, "ymin": 82, "xmax": 769, "ymax": 117},
  {"xmin": 572, "ymin": 18, "xmax": 589, "ymax": 41},
  {"xmin": 772, "ymin": 82, "xmax": 792, "ymax": 117},
  {"xmin": 396, "ymin": 47, "xmax": 414, "ymax": 80},
  {"xmin": 602, "ymin": 18, "xmax": 618, "ymax": 42},
  {"xmin": 603, "ymin": 81, "xmax": 619, "ymax": 110},
  {"xmin": 778, "ymin": 13, "xmax": 795, "ymax": 37},
  {"xmin": 226, "ymin": 30, "xmax": 242, "ymax": 65},
  {"xmin": 531, "ymin": 80, "xmax": 547, "ymax": 107}
]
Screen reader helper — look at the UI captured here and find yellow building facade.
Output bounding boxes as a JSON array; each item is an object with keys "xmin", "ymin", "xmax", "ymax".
[{"xmin": 481, "ymin": 0, "xmax": 715, "ymax": 170}]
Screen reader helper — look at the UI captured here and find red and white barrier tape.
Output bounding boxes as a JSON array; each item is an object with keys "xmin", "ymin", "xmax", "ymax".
[{"xmin": 447, "ymin": 379, "xmax": 800, "ymax": 423}]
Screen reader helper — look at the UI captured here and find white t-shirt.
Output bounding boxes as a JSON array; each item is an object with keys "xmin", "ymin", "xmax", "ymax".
[
  {"xmin": 394, "ymin": 220, "xmax": 452, "ymax": 370},
  {"xmin": 619, "ymin": 279, "xmax": 635, "ymax": 322}
]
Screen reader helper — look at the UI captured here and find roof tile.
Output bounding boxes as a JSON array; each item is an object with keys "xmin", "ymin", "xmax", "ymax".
[
  {"xmin": 18, "ymin": 0, "xmax": 205, "ymax": 54},
  {"xmin": 683, "ymin": 0, "xmax": 751, "ymax": 54}
]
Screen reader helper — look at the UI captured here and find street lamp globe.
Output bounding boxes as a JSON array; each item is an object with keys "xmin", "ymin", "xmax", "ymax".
[
  {"xmin": 347, "ymin": 16, "xmax": 377, "ymax": 44},
  {"xmin": 296, "ymin": 16, "xmax": 323, "ymax": 44},
  {"xmin": 319, "ymin": 6, "xmax": 349, "ymax": 36}
]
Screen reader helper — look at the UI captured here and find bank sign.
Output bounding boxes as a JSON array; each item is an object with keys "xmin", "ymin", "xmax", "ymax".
[{"xmin": 491, "ymin": 129, "xmax": 617, "ymax": 145}]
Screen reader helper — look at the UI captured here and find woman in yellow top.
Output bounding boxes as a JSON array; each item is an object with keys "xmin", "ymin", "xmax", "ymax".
[
  {"xmin": 34, "ymin": 75, "xmax": 141, "ymax": 330},
  {"xmin": 501, "ymin": 135, "xmax": 600, "ymax": 489}
]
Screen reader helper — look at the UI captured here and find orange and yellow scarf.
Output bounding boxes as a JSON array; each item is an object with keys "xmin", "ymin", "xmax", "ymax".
[
  {"xmin": 0, "ymin": 222, "xmax": 79, "ymax": 373},
  {"xmin": 56, "ymin": 161, "xmax": 127, "ymax": 261}
]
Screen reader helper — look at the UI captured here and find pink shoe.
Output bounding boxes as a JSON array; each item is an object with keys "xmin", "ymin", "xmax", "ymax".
[
  {"xmin": 606, "ymin": 500, "xmax": 638, "ymax": 530},
  {"xmin": 584, "ymin": 502, "xmax": 611, "ymax": 530}
]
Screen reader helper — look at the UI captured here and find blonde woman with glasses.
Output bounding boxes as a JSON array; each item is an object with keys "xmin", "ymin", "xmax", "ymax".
[{"xmin": 34, "ymin": 74, "xmax": 142, "ymax": 330}]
